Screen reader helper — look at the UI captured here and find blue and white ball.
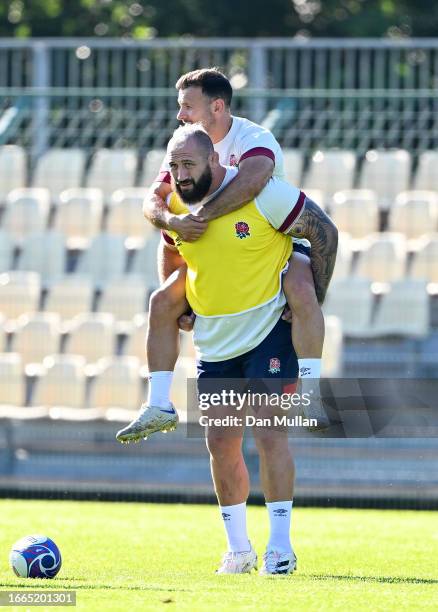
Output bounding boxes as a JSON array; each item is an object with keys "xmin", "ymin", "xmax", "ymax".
[{"xmin": 9, "ymin": 535, "xmax": 62, "ymax": 578}]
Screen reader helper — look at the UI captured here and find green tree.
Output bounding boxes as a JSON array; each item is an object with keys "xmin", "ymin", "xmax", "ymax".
[{"xmin": 0, "ymin": 0, "xmax": 436, "ymax": 38}]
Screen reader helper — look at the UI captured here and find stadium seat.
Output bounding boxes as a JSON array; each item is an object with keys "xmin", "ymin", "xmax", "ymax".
[
  {"xmin": 32, "ymin": 354, "xmax": 87, "ymax": 408},
  {"xmin": 107, "ymin": 188, "xmax": 154, "ymax": 239},
  {"xmin": 9, "ymin": 312, "xmax": 61, "ymax": 370},
  {"xmin": 323, "ymin": 278, "xmax": 373, "ymax": 336},
  {"xmin": 123, "ymin": 320, "xmax": 196, "ymax": 372},
  {"xmin": 128, "ymin": 231, "xmax": 161, "ymax": 292},
  {"xmin": 330, "ymin": 190, "xmax": 379, "ymax": 238},
  {"xmin": 0, "ymin": 145, "xmax": 26, "ymax": 203},
  {"xmin": 32, "ymin": 148, "xmax": 86, "ymax": 204},
  {"xmin": 0, "ymin": 230, "xmax": 15, "ymax": 273},
  {"xmin": 88, "ymin": 356, "xmax": 142, "ymax": 411},
  {"xmin": 414, "ymin": 151, "xmax": 438, "ymax": 191},
  {"xmin": 354, "ymin": 233, "xmax": 408, "ymax": 283},
  {"xmin": 16, "ymin": 231, "xmax": 66, "ymax": 286},
  {"xmin": 3, "ymin": 188, "xmax": 50, "ymax": 242},
  {"xmin": 369, "ymin": 280, "xmax": 429, "ymax": 338},
  {"xmin": 97, "ymin": 276, "xmax": 148, "ymax": 328},
  {"xmin": 303, "ymin": 150, "xmax": 356, "ymax": 204},
  {"xmin": 0, "ymin": 272, "xmax": 41, "ymax": 321},
  {"xmin": 321, "ymin": 315, "xmax": 343, "ymax": 377},
  {"xmin": 303, "ymin": 189, "xmax": 325, "ymax": 210},
  {"xmin": 140, "ymin": 149, "xmax": 166, "ymax": 186},
  {"xmin": 86, "ymin": 149, "xmax": 137, "ymax": 201},
  {"xmin": 410, "ymin": 234, "xmax": 438, "ymax": 284},
  {"xmin": 331, "ymin": 232, "xmax": 353, "ymax": 281},
  {"xmin": 44, "ymin": 276, "xmax": 94, "ymax": 323},
  {"xmin": 75, "ymin": 233, "xmax": 127, "ymax": 289},
  {"xmin": 54, "ymin": 188, "xmax": 104, "ymax": 248},
  {"xmin": 358, "ymin": 149, "xmax": 411, "ymax": 208},
  {"xmin": 282, "ymin": 149, "xmax": 304, "ymax": 187},
  {"xmin": 0, "ymin": 315, "xmax": 6, "ymax": 351},
  {"xmin": 388, "ymin": 191, "xmax": 438, "ymax": 239},
  {"xmin": 64, "ymin": 313, "xmax": 116, "ymax": 364},
  {"xmin": 122, "ymin": 313, "xmax": 148, "ymax": 365},
  {"xmin": 0, "ymin": 353, "xmax": 25, "ymax": 406}
]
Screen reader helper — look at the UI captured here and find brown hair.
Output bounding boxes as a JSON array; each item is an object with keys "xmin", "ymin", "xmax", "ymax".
[{"xmin": 175, "ymin": 68, "xmax": 232, "ymax": 108}]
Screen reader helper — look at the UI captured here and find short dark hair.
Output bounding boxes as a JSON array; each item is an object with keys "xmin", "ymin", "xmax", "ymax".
[{"xmin": 175, "ymin": 68, "xmax": 232, "ymax": 108}]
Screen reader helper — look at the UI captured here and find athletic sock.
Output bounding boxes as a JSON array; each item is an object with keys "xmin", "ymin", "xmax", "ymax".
[
  {"xmin": 266, "ymin": 500, "xmax": 293, "ymax": 553},
  {"xmin": 298, "ymin": 358, "xmax": 322, "ymax": 379},
  {"xmin": 147, "ymin": 371, "xmax": 173, "ymax": 408},
  {"xmin": 219, "ymin": 502, "xmax": 251, "ymax": 553}
]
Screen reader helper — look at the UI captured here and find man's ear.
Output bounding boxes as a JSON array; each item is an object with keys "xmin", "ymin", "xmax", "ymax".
[
  {"xmin": 210, "ymin": 151, "xmax": 220, "ymax": 166},
  {"xmin": 212, "ymin": 98, "xmax": 225, "ymax": 115}
]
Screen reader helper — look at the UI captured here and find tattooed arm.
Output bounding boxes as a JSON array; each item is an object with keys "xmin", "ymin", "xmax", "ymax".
[{"xmin": 288, "ymin": 197, "xmax": 338, "ymax": 304}]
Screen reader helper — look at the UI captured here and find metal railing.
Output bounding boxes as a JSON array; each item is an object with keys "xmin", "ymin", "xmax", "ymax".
[{"xmin": 2, "ymin": 38, "xmax": 438, "ymax": 160}]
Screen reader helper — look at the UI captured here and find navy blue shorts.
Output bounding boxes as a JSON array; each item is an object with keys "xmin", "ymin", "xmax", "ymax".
[
  {"xmin": 197, "ymin": 316, "xmax": 298, "ymax": 381},
  {"xmin": 292, "ymin": 241, "xmax": 311, "ymax": 258}
]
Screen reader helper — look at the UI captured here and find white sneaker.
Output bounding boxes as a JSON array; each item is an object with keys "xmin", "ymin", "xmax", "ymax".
[
  {"xmin": 116, "ymin": 404, "xmax": 178, "ymax": 443},
  {"xmin": 259, "ymin": 549, "xmax": 297, "ymax": 575},
  {"xmin": 298, "ymin": 378, "xmax": 330, "ymax": 431},
  {"xmin": 216, "ymin": 544, "xmax": 258, "ymax": 574}
]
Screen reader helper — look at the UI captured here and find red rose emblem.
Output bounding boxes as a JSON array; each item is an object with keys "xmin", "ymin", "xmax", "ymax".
[
  {"xmin": 235, "ymin": 221, "xmax": 250, "ymax": 239},
  {"xmin": 269, "ymin": 358, "xmax": 281, "ymax": 374}
]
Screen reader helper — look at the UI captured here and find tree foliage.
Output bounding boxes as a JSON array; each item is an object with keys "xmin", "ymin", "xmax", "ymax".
[{"xmin": 0, "ymin": 0, "xmax": 435, "ymax": 38}]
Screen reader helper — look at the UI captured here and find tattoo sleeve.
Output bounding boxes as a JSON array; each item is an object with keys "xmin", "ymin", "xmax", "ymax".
[{"xmin": 288, "ymin": 198, "xmax": 338, "ymax": 304}]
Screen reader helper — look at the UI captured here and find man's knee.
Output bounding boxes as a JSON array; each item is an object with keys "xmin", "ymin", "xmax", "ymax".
[
  {"xmin": 149, "ymin": 282, "xmax": 186, "ymax": 318},
  {"xmin": 254, "ymin": 432, "xmax": 290, "ymax": 457},
  {"xmin": 206, "ymin": 434, "xmax": 242, "ymax": 461},
  {"xmin": 149, "ymin": 286, "xmax": 175, "ymax": 316}
]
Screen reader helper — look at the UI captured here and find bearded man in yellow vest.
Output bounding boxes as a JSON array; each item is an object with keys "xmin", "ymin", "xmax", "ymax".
[{"xmin": 117, "ymin": 125, "xmax": 338, "ymax": 576}]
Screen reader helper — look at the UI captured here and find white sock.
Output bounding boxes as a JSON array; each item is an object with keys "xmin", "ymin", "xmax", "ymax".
[
  {"xmin": 266, "ymin": 500, "xmax": 293, "ymax": 553},
  {"xmin": 219, "ymin": 502, "xmax": 251, "ymax": 553},
  {"xmin": 298, "ymin": 358, "xmax": 321, "ymax": 379},
  {"xmin": 147, "ymin": 371, "xmax": 173, "ymax": 408}
]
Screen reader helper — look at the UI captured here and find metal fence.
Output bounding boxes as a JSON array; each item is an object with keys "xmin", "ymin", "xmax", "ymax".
[{"xmin": 2, "ymin": 38, "xmax": 438, "ymax": 161}]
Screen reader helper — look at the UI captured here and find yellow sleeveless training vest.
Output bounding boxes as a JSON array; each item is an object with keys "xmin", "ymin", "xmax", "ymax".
[{"xmin": 166, "ymin": 192, "xmax": 292, "ymax": 317}]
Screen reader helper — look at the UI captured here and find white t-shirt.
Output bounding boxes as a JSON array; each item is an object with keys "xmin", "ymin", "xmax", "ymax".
[
  {"xmin": 165, "ymin": 167, "xmax": 305, "ymax": 362},
  {"xmin": 157, "ymin": 115, "xmax": 285, "ymax": 182},
  {"xmin": 213, "ymin": 116, "xmax": 285, "ymax": 179}
]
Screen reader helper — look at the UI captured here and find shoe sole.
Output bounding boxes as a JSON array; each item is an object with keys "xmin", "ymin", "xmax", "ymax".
[
  {"xmin": 117, "ymin": 418, "xmax": 178, "ymax": 444},
  {"xmin": 216, "ymin": 561, "xmax": 258, "ymax": 575},
  {"xmin": 259, "ymin": 561, "xmax": 297, "ymax": 576}
]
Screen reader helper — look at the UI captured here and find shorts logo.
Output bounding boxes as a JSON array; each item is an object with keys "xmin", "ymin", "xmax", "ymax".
[
  {"xmin": 229, "ymin": 154, "xmax": 238, "ymax": 166},
  {"xmin": 269, "ymin": 358, "xmax": 281, "ymax": 374},
  {"xmin": 235, "ymin": 221, "xmax": 250, "ymax": 239}
]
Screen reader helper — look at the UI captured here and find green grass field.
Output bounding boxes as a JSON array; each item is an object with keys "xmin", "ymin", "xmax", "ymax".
[{"xmin": 0, "ymin": 500, "xmax": 437, "ymax": 611}]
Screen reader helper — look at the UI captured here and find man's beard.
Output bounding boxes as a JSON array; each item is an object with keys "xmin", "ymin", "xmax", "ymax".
[{"xmin": 176, "ymin": 165, "xmax": 212, "ymax": 204}]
